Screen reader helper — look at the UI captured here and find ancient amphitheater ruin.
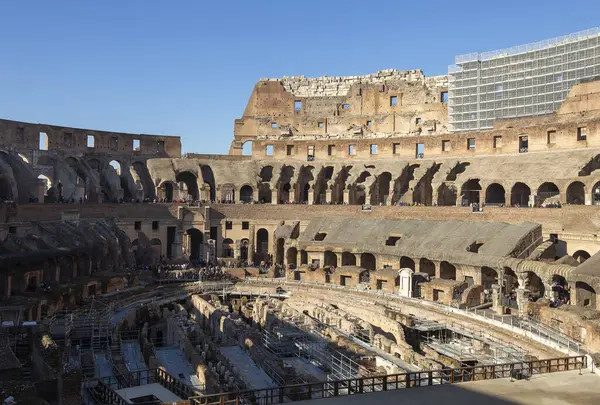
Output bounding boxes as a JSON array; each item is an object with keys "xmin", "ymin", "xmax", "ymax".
[{"xmin": 1, "ymin": 28, "xmax": 600, "ymax": 405}]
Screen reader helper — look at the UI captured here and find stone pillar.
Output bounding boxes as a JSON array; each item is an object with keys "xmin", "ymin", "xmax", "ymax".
[
  {"xmin": 335, "ymin": 252, "xmax": 343, "ymax": 267},
  {"xmin": 325, "ymin": 188, "xmax": 332, "ymax": 204},
  {"xmin": 434, "ymin": 261, "xmax": 440, "ymax": 279},
  {"xmin": 343, "ymin": 188, "xmax": 350, "ymax": 205},
  {"xmin": 272, "ymin": 189, "xmax": 279, "ymax": 205},
  {"xmin": 504, "ymin": 189, "xmax": 511, "ymax": 207},
  {"xmin": 399, "ymin": 269, "xmax": 413, "ymax": 298},
  {"xmin": 516, "ymin": 288, "xmax": 530, "ymax": 318},
  {"xmin": 308, "ymin": 189, "xmax": 314, "ymax": 205},
  {"xmin": 290, "ymin": 184, "xmax": 297, "ymax": 204},
  {"xmin": 478, "ymin": 189, "xmax": 484, "ymax": 205},
  {"xmin": 354, "ymin": 253, "xmax": 361, "ymax": 267},
  {"xmin": 174, "ymin": 231, "xmax": 184, "ymax": 259},
  {"xmin": 528, "ymin": 193, "xmax": 535, "ymax": 208},
  {"xmin": 568, "ymin": 281, "xmax": 577, "ymax": 306},
  {"xmin": 234, "ymin": 240, "xmax": 241, "ymax": 260},
  {"xmin": 491, "ymin": 284, "xmax": 503, "ymax": 315},
  {"xmin": 249, "ymin": 225, "xmax": 256, "ymax": 262},
  {"xmin": 544, "ymin": 281, "xmax": 555, "ymax": 300},
  {"xmin": 387, "ymin": 186, "xmax": 395, "ymax": 206}
]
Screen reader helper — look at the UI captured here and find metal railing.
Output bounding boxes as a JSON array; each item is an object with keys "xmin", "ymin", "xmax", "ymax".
[{"xmin": 189, "ymin": 356, "xmax": 587, "ymax": 405}]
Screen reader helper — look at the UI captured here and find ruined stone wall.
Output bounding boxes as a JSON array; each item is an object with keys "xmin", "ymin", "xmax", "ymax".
[{"xmin": 231, "ymin": 69, "xmax": 449, "ymax": 154}]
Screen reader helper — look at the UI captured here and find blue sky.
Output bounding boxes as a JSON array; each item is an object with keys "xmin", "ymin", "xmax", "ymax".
[{"xmin": 0, "ymin": 1, "xmax": 598, "ymax": 154}]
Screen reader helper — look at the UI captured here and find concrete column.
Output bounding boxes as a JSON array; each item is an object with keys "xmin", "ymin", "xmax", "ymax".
[
  {"xmin": 528, "ymin": 193, "xmax": 535, "ymax": 208},
  {"xmin": 272, "ymin": 189, "xmax": 279, "ymax": 204},
  {"xmin": 492, "ymin": 284, "xmax": 503, "ymax": 315},
  {"xmin": 325, "ymin": 188, "xmax": 332, "ymax": 204},
  {"xmin": 504, "ymin": 190, "xmax": 512, "ymax": 207},
  {"xmin": 343, "ymin": 188, "xmax": 350, "ymax": 205},
  {"xmin": 308, "ymin": 189, "xmax": 314, "ymax": 205},
  {"xmin": 290, "ymin": 184, "xmax": 297, "ymax": 204}
]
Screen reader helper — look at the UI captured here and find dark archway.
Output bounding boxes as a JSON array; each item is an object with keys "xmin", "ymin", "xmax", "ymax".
[
  {"xmin": 511, "ymin": 182, "xmax": 531, "ymax": 206},
  {"xmin": 439, "ymin": 261, "xmax": 456, "ymax": 280},
  {"xmin": 592, "ymin": 181, "xmax": 600, "ymax": 205},
  {"xmin": 256, "ymin": 228, "xmax": 269, "ymax": 262},
  {"xmin": 537, "ymin": 182, "xmax": 560, "ymax": 205},
  {"xmin": 280, "ymin": 183, "xmax": 291, "ymax": 204},
  {"xmin": 461, "ymin": 179, "xmax": 481, "ymax": 205},
  {"xmin": 437, "ymin": 183, "xmax": 457, "ymax": 206},
  {"xmin": 286, "ymin": 247, "xmax": 298, "ymax": 267},
  {"xmin": 525, "ymin": 271, "xmax": 545, "ymax": 300},
  {"xmin": 301, "ymin": 183, "xmax": 310, "ymax": 203},
  {"xmin": 575, "ymin": 281, "xmax": 596, "ymax": 308},
  {"xmin": 419, "ymin": 258, "xmax": 435, "ymax": 277},
  {"xmin": 163, "ymin": 182, "xmax": 174, "ymax": 202},
  {"xmin": 566, "ymin": 181, "xmax": 585, "ymax": 205},
  {"xmin": 240, "ymin": 185, "xmax": 254, "ymax": 203},
  {"xmin": 360, "ymin": 253, "xmax": 376, "ymax": 271},
  {"xmin": 342, "ymin": 251, "xmax": 356, "ymax": 266},
  {"xmin": 573, "ymin": 250, "xmax": 591, "ymax": 264},
  {"xmin": 176, "ymin": 171, "xmax": 199, "ymax": 200},
  {"xmin": 276, "ymin": 238, "xmax": 285, "ymax": 264},
  {"xmin": 400, "ymin": 256, "xmax": 415, "ymax": 271},
  {"xmin": 481, "ymin": 266, "xmax": 498, "ymax": 290},
  {"xmin": 186, "ymin": 228, "xmax": 204, "ymax": 262},
  {"xmin": 373, "ymin": 172, "xmax": 392, "ymax": 205},
  {"xmin": 485, "ymin": 183, "xmax": 505, "ymax": 206},
  {"xmin": 324, "ymin": 251, "xmax": 338, "ymax": 267},
  {"xmin": 200, "ymin": 166, "xmax": 216, "ymax": 201},
  {"xmin": 222, "ymin": 238, "xmax": 234, "ymax": 258}
]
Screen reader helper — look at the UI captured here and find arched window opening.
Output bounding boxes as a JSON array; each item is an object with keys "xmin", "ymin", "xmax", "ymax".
[
  {"xmin": 400, "ymin": 256, "xmax": 415, "ymax": 271},
  {"xmin": 439, "ymin": 261, "xmax": 456, "ymax": 280},
  {"xmin": 419, "ymin": 258, "xmax": 435, "ymax": 277},
  {"xmin": 573, "ymin": 250, "xmax": 591, "ymax": 264},
  {"xmin": 566, "ymin": 181, "xmax": 585, "ymax": 205},
  {"xmin": 109, "ymin": 160, "xmax": 122, "ymax": 176},
  {"xmin": 39, "ymin": 132, "xmax": 48, "ymax": 151},
  {"xmin": 240, "ymin": 185, "xmax": 254, "ymax": 203},
  {"xmin": 485, "ymin": 183, "xmax": 505, "ymax": 206},
  {"xmin": 242, "ymin": 141, "xmax": 253, "ymax": 156},
  {"xmin": 286, "ymin": 247, "xmax": 298, "ymax": 268},
  {"xmin": 176, "ymin": 171, "xmax": 199, "ymax": 201},
  {"xmin": 341, "ymin": 251, "xmax": 356, "ymax": 266},
  {"xmin": 360, "ymin": 253, "xmax": 376, "ymax": 271},
  {"xmin": 222, "ymin": 238, "xmax": 234, "ymax": 258},
  {"xmin": 575, "ymin": 281, "xmax": 596, "ymax": 308},
  {"xmin": 460, "ymin": 179, "xmax": 481, "ymax": 206},
  {"xmin": 256, "ymin": 228, "xmax": 269, "ymax": 264},
  {"xmin": 537, "ymin": 182, "xmax": 560, "ymax": 206},
  {"xmin": 324, "ymin": 251, "xmax": 338, "ymax": 268},
  {"xmin": 511, "ymin": 182, "xmax": 531, "ymax": 207}
]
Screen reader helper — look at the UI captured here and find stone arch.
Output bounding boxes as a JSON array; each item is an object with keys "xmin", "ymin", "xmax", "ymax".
[
  {"xmin": 400, "ymin": 256, "xmax": 415, "ymax": 271},
  {"xmin": 256, "ymin": 228, "xmax": 269, "ymax": 261},
  {"xmin": 437, "ymin": 183, "xmax": 457, "ymax": 206},
  {"xmin": 314, "ymin": 166, "xmax": 334, "ymax": 204},
  {"xmin": 87, "ymin": 158, "xmax": 102, "ymax": 173},
  {"xmin": 160, "ymin": 181, "xmax": 176, "ymax": 202},
  {"xmin": 109, "ymin": 160, "xmax": 122, "ymax": 176},
  {"xmin": 419, "ymin": 258, "xmax": 435, "ymax": 277},
  {"xmin": 537, "ymin": 182, "xmax": 560, "ymax": 205},
  {"xmin": 131, "ymin": 161, "xmax": 155, "ymax": 200},
  {"xmin": 524, "ymin": 271, "xmax": 545, "ymax": 300},
  {"xmin": 38, "ymin": 174, "xmax": 52, "ymax": 196},
  {"xmin": 460, "ymin": 179, "xmax": 481, "ymax": 205},
  {"xmin": 220, "ymin": 183, "xmax": 235, "ymax": 203},
  {"xmin": 353, "ymin": 171, "xmax": 372, "ymax": 205},
  {"xmin": 575, "ymin": 281, "xmax": 596, "ymax": 308},
  {"xmin": 258, "ymin": 165, "xmax": 273, "ymax": 203},
  {"xmin": 485, "ymin": 183, "xmax": 505, "ymax": 206},
  {"xmin": 186, "ymin": 228, "xmax": 204, "ymax": 262},
  {"xmin": 176, "ymin": 171, "xmax": 199, "ymax": 201},
  {"xmin": 566, "ymin": 181, "xmax": 586, "ymax": 205},
  {"xmin": 222, "ymin": 238, "xmax": 234, "ymax": 258},
  {"xmin": 342, "ymin": 251, "xmax": 356, "ymax": 266},
  {"xmin": 360, "ymin": 253, "xmax": 376, "ymax": 271},
  {"xmin": 439, "ymin": 261, "xmax": 456, "ymax": 280},
  {"xmin": 481, "ymin": 266, "xmax": 498, "ymax": 290},
  {"xmin": 240, "ymin": 185, "xmax": 254, "ymax": 203},
  {"xmin": 277, "ymin": 165, "xmax": 295, "ymax": 203},
  {"xmin": 324, "ymin": 251, "xmax": 338, "ymax": 267},
  {"xmin": 276, "ymin": 238, "xmax": 285, "ymax": 264},
  {"xmin": 372, "ymin": 172, "xmax": 392, "ymax": 205},
  {"xmin": 413, "ymin": 164, "xmax": 441, "ymax": 206},
  {"xmin": 200, "ymin": 165, "xmax": 216, "ymax": 201},
  {"xmin": 280, "ymin": 182, "xmax": 292, "ymax": 204},
  {"xmin": 573, "ymin": 250, "xmax": 591, "ymax": 264},
  {"xmin": 286, "ymin": 247, "xmax": 298, "ymax": 268},
  {"xmin": 511, "ymin": 182, "xmax": 531, "ymax": 206},
  {"xmin": 592, "ymin": 181, "xmax": 600, "ymax": 205},
  {"xmin": 242, "ymin": 140, "xmax": 253, "ymax": 156}
]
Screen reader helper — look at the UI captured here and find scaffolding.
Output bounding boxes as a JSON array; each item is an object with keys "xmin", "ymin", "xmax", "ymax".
[{"xmin": 449, "ymin": 27, "xmax": 600, "ymax": 132}]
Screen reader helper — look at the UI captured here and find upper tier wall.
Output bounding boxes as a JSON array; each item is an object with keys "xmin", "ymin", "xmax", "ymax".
[
  {"xmin": 0, "ymin": 118, "xmax": 182, "ymax": 158},
  {"xmin": 231, "ymin": 69, "xmax": 450, "ymax": 154}
]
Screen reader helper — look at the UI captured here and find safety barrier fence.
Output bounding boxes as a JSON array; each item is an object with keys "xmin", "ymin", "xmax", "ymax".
[
  {"xmin": 242, "ymin": 278, "xmax": 584, "ymax": 355},
  {"xmin": 188, "ymin": 356, "xmax": 587, "ymax": 405}
]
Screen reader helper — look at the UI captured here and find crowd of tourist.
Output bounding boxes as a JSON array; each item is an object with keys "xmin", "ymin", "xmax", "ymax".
[{"xmin": 159, "ymin": 265, "xmax": 229, "ymax": 281}]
